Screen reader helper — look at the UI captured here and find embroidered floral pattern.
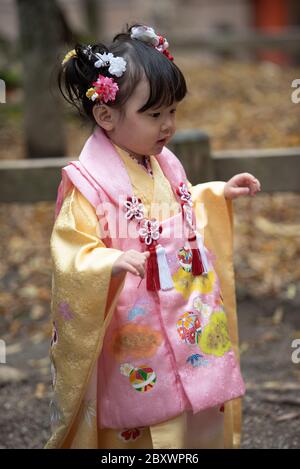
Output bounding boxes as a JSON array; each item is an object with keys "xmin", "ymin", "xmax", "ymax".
[
  {"xmin": 193, "ymin": 296, "xmax": 211, "ymax": 316},
  {"xmin": 128, "ymin": 306, "xmax": 147, "ymax": 321},
  {"xmin": 49, "ymin": 399, "xmax": 63, "ymax": 429},
  {"xmin": 128, "ymin": 298, "xmax": 153, "ymax": 321},
  {"xmin": 176, "ymin": 312, "xmax": 202, "ymax": 345},
  {"xmin": 186, "ymin": 353, "xmax": 210, "ymax": 367},
  {"xmin": 120, "ymin": 363, "xmax": 157, "ymax": 392},
  {"xmin": 111, "ymin": 324, "xmax": 162, "ymax": 361},
  {"xmin": 83, "ymin": 399, "xmax": 97, "ymax": 428},
  {"xmin": 139, "ymin": 218, "xmax": 162, "ymax": 245},
  {"xmin": 58, "ymin": 301, "xmax": 74, "ymax": 321},
  {"xmin": 199, "ymin": 311, "xmax": 231, "ymax": 357},
  {"xmin": 123, "ymin": 196, "xmax": 145, "ymax": 221},
  {"xmin": 50, "ymin": 359, "xmax": 56, "ymax": 388},
  {"xmin": 172, "ymin": 268, "xmax": 215, "ymax": 300},
  {"xmin": 119, "ymin": 427, "xmax": 143, "ymax": 442},
  {"xmin": 177, "ymin": 246, "xmax": 193, "ymax": 272}
]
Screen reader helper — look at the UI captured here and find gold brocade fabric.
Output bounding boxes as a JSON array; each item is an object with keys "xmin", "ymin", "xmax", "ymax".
[{"xmin": 45, "ymin": 144, "xmax": 242, "ymax": 449}]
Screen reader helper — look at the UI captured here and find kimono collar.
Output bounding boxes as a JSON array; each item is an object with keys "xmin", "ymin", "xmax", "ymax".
[
  {"xmin": 78, "ymin": 126, "xmax": 133, "ymax": 206},
  {"xmin": 79, "ymin": 126, "xmax": 186, "ymax": 206}
]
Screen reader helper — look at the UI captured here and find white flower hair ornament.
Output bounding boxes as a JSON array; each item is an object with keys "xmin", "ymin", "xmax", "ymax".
[
  {"xmin": 94, "ymin": 52, "xmax": 127, "ymax": 78},
  {"xmin": 61, "ymin": 45, "xmax": 127, "ymax": 104},
  {"xmin": 130, "ymin": 25, "xmax": 174, "ymax": 61},
  {"xmin": 84, "ymin": 49, "xmax": 127, "ymax": 104}
]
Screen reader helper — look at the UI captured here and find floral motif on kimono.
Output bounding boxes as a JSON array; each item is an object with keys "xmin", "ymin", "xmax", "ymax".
[{"xmin": 199, "ymin": 310, "xmax": 231, "ymax": 357}]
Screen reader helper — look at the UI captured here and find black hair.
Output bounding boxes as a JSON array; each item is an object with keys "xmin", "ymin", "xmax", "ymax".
[{"xmin": 58, "ymin": 23, "xmax": 188, "ymax": 123}]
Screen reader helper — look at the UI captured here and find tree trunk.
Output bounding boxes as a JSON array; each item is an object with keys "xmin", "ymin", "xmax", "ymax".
[
  {"xmin": 16, "ymin": 0, "xmax": 66, "ymax": 158},
  {"xmin": 84, "ymin": 0, "xmax": 105, "ymax": 42}
]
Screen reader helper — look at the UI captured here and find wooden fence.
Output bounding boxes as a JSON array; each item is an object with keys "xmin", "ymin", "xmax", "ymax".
[
  {"xmin": 172, "ymin": 27, "xmax": 300, "ymax": 54},
  {"xmin": 0, "ymin": 130, "xmax": 299, "ymax": 203}
]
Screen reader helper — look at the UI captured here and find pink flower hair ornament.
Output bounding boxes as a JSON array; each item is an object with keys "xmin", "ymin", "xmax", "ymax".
[{"xmin": 86, "ymin": 74, "xmax": 119, "ymax": 104}]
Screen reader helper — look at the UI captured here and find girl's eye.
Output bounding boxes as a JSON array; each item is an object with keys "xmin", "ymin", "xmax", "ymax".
[{"xmin": 150, "ymin": 109, "xmax": 176, "ymax": 118}]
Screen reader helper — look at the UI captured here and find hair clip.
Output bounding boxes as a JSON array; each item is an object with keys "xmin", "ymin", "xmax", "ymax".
[
  {"xmin": 61, "ymin": 49, "xmax": 77, "ymax": 65},
  {"xmin": 82, "ymin": 44, "xmax": 94, "ymax": 60}
]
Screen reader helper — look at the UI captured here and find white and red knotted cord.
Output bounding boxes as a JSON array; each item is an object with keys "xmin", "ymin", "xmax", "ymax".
[
  {"xmin": 176, "ymin": 182, "xmax": 209, "ymax": 276},
  {"xmin": 124, "ymin": 197, "xmax": 173, "ymax": 291}
]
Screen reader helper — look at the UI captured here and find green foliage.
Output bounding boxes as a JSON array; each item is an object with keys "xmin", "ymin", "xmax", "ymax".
[{"xmin": 0, "ymin": 68, "xmax": 22, "ymax": 89}]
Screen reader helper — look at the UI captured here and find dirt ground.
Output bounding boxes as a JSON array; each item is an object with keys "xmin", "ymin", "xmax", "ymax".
[{"xmin": 0, "ymin": 291, "xmax": 299, "ymax": 449}]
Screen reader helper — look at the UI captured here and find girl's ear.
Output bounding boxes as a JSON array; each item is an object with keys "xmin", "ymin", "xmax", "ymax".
[{"xmin": 93, "ymin": 104, "xmax": 116, "ymax": 131}]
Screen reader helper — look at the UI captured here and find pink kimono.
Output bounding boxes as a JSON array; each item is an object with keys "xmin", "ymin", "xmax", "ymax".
[{"xmin": 55, "ymin": 126, "xmax": 245, "ymax": 431}]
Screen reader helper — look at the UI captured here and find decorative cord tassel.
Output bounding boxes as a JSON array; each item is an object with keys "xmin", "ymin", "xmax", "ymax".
[
  {"xmin": 196, "ymin": 233, "xmax": 209, "ymax": 274},
  {"xmin": 146, "ymin": 246, "xmax": 161, "ymax": 291},
  {"xmin": 188, "ymin": 234, "xmax": 208, "ymax": 276},
  {"xmin": 156, "ymin": 244, "xmax": 174, "ymax": 291},
  {"xmin": 191, "ymin": 246, "xmax": 204, "ymax": 276}
]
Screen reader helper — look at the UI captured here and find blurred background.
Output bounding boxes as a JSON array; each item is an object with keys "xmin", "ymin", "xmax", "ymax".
[{"xmin": 0, "ymin": 0, "xmax": 299, "ymax": 449}]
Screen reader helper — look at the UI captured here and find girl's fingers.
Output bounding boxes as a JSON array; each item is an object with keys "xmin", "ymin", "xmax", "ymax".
[
  {"xmin": 127, "ymin": 259, "xmax": 145, "ymax": 278},
  {"xmin": 129, "ymin": 252, "xmax": 149, "ymax": 267},
  {"xmin": 123, "ymin": 262, "xmax": 139, "ymax": 276},
  {"xmin": 122, "ymin": 251, "xmax": 150, "ymax": 277},
  {"xmin": 249, "ymin": 180, "xmax": 261, "ymax": 194},
  {"xmin": 129, "ymin": 251, "xmax": 148, "ymax": 262},
  {"xmin": 229, "ymin": 174, "xmax": 261, "ymax": 197},
  {"xmin": 255, "ymin": 179, "xmax": 261, "ymax": 190},
  {"xmin": 233, "ymin": 187, "xmax": 250, "ymax": 197}
]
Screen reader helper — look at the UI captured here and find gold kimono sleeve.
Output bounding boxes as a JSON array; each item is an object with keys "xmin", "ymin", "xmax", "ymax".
[
  {"xmin": 45, "ymin": 186, "xmax": 126, "ymax": 449},
  {"xmin": 190, "ymin": 180, "xmax": 242, "ymax": 449}
]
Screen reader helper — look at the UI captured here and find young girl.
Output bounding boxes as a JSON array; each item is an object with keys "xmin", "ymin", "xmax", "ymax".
[{"xmin": 46, "ymin": 24, "xmax": 261, "ymax": 449}]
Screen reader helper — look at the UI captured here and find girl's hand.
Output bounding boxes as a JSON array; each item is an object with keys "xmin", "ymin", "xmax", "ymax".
[
  {"xmin": 224, "ymin": 173, "xmax": 261, "ymax": 200},
  {"xmin": 112, "ymin": 249, "xmax": 150, "ymax": 278}
]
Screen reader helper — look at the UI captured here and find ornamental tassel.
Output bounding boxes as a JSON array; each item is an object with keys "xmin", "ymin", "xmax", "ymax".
[
  {"xmin": 146, "ymin": 245, "xmax": 161, "ymax": 291},
  {"xmin": 156, "ymin": 244, "xmax": 174, "ymax": 291},
  {"xmin": 196, "ymin": 233, "xmax": 209, "ymax": 274},
  {"xmin": 191, "ymin": 241, "xmax": 204, "ymax": 276},
  {"xmin": 189, "ymin": 234, "xmax": 209, "ymax": 276}
]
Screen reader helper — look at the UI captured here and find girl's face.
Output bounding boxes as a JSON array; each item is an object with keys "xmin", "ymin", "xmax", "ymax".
[{"xmin": 107, "ymin": 77, "xmax": 178, "ymax": 158}]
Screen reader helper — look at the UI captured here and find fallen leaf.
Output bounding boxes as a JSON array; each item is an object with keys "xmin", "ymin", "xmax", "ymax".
[{"xmin": 34, "ymin": 382, "xmax": 46, "ymax": 399}]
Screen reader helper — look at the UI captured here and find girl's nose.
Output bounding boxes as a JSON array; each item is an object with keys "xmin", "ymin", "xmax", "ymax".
[{"xmin": 161, "ymin": 118, "xmax": 173, "ymax": 133}]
